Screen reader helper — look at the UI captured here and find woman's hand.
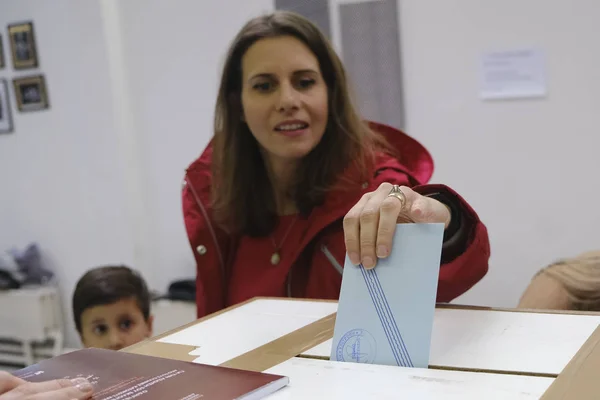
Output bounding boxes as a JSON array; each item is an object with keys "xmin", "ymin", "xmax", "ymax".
[
  {"xmin": 343, "ymin": 182, "xmax": 451, "ymax": 269},
  {"xmin": 0, "ymin": 371, "xmax": 93, "ymax": 400}
]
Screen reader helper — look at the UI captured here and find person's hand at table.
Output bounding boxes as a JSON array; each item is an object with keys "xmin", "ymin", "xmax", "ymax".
[
  {"xmin": 0, "ymin": 371, "xmax": 93, "ymax": 400},
  {"xmin": 343, "ymin": 182, "xmax": 451, "ymax": 269}
]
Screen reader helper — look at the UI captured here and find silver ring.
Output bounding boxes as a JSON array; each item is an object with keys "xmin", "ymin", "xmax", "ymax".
[{"xmin": 387, "ymin": 184, "xmax": 406, "ymax": 208}]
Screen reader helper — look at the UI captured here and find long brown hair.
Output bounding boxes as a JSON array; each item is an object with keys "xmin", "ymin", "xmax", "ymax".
[{"xmin": 211, "ymin": 11, "xmax": 387, "ymax": 237}]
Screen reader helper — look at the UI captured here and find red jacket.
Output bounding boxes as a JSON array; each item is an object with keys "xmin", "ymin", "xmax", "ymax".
[{"xmin": 182, "ymin": 122, "xmax": 490, "ymax": 318}]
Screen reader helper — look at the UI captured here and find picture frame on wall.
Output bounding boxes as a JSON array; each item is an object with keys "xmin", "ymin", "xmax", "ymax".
[
  {"xmin": 0, "ymin": 79, "xmax": 14, "ymax": 134},
  {"xmin": 8, "ymin": 21, "xmax": 39, "ymax": 69},
  {"xmin": 0, "ymin": 34, "xmax": 5, "ymax": 69},
  {"xmin": 13, "ymin": 75, "xmax": 49, "ymax": 112}
]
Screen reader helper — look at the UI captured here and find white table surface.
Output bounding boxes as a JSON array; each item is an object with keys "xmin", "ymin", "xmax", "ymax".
[{"xmin": 263, "ymin": 357, "xmax": 553, "ymax": 399}]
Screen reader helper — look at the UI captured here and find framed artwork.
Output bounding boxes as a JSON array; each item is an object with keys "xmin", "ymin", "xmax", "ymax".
[
  {"xmin": 0, "ymin": 34, "xmax": 5, "ymax": 69},
  {"xmin": 0, "ymin": 79, "xmax": 14, "ymax": 133},
  {"xmin": 13, "ymin": 75, "xmax": 49, "ymax": 112},
  {"xmin": 8, "ymin": 21, "xmax": 39, "ymax": 69}
]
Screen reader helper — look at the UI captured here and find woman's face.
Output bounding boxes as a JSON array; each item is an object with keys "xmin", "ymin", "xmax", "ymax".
[{"xmin": 240, "ymin": 35, "xmax": 329, "ymax": 170}]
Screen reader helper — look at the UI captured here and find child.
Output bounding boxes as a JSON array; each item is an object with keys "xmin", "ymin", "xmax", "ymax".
[{"xmin": 72, "ymin": 265, "xmax": 153, "ymax": 350}]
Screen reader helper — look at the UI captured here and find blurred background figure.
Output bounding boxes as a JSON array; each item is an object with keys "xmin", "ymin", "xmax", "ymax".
[{"xmin": 518, "ymin": 251, "xmax": 600, "ymax": 311}]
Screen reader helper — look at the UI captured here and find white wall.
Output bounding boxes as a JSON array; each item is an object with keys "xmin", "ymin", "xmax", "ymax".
[
  {"xmin": 397, "ymin": 0, "xmax": 600, "ymax": 306},
  {"xmin": 0, "ymin": 0, "xmax": 276, "ymax": 349},
  {"xmin": 0, "ymin": 1, "xmax": 136, "ymax": 347}
]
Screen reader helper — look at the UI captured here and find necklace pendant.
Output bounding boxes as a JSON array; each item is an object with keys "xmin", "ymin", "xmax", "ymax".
[{"xmin": 271, "ymin": 252, "xmax": 281, "ymax": 265}]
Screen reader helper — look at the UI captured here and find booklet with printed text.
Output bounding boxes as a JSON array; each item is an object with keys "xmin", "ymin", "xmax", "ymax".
[{"xmin": 13, "ymin": 347, "xmax": 289, "ymax": 400}]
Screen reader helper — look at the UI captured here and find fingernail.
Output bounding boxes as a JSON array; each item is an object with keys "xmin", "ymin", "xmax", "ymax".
[
  {"xmin": 362, "ymin": 256, "xmax": 374, "ymax": 269},
  {"xmin": 71, "ymin": 378, "xmax": 93, "ymax": 393},
  {"xmin": 348, "ymin": 252, "xmax": 360, "ymax": 265},
  {"xmin": 377, "ymin": 245, "xmax": 388, "ymax": 258}
]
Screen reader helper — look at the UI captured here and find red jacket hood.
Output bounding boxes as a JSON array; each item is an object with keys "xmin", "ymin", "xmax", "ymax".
[
  {"xmin": 367, "ymin": 121, "xmax": 434, "ymax": 185},
  {"xmin": 185, "ymin": 121, "xmax": 434, "ymax": 189}
]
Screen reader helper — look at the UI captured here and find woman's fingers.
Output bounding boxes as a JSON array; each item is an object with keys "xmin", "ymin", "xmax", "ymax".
[
  {"xmin": 343, "ymin": 182, "xmax": 451, "ymax": 269},
  {"xmin": 28, "ymin": 382, "xmax": 93, "ymax": 400},
  {"xmin": 403, "ymin": 189, "xmax": 452, "ymax": 227},
  {"xmin": 343, "ymin": 191, "xmax": 372, "ymax": 265},
  {"xmin": 357, "ymin": 183, "xmax": 405, "ymax": 269},
  {"xmin": 344, "ymin": 183, "xmax": 410, "ymax": 268},
  {"xmin": 0, "ymin": 372, "xmax": 25, "ymax": 395},
  {"xmin": 1, "ymin": 378, "xmax": 93, "ymax": 400},
  {"xmin": 375, "ymin": 187, "xmax": 408, "ymax": 259}
]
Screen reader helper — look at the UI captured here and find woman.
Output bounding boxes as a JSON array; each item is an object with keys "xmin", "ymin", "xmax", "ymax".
[
  {"xmin": 182, "ymin": 11, "xmax": 491, "ymax": 318},
  {"xmin": 518, "ymin": 251, "xmax": 600, "ymax": 311}
]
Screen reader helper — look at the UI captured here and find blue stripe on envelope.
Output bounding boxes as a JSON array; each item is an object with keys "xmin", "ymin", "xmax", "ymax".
[{"xmin": 360, "ymin": 264, "xmax": 414, "ymax": 367}]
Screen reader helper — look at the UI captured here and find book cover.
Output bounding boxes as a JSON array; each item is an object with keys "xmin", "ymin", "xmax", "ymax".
[{"xmin": 13, "ymin": 347, "xmax": 289, "ymax": 400}]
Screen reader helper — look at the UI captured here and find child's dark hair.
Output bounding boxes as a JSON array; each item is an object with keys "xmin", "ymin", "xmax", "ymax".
[{"xmin": 72, "ymin": 265, "xmax": 150, "ymax": 333}]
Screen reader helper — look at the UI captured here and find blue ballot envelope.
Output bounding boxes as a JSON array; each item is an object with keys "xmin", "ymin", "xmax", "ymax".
[{"xmin": 330, "ymin": 223, "xmax": 444, "ymax": 368}]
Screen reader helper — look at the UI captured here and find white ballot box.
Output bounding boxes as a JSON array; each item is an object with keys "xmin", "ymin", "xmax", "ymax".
[
  {"xmin": 123, "ymin": 297, "xmax": 600, "ymax": 399},
  {"xmin": 302, "ymin": 304, "xmax": 600, "ymax": 376}
]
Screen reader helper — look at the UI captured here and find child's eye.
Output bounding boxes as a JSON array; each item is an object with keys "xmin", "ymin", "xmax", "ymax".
[
  {"xmin": 93, "ymin": 325, "xmax": 107, "ymax": 336},
  {"xmin": 120, "ymin": 319, "xmax": 133, "ymax": 331}
]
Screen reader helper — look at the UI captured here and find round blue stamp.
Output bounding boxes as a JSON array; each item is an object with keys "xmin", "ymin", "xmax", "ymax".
[{"xmin": 335, "ymin": 329, "xmax": 377, "ymax": 363}]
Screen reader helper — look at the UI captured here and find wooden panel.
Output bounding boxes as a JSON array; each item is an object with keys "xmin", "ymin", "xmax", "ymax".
[{"xmin": 540, "ymin": 326, "xmax": 600, "ymax": 400}]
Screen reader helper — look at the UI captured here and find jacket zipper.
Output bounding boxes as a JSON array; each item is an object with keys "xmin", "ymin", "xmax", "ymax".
[
  {"xmin": 286, "ymin": 268, "xmax": 292, "ymax": 297},
  {"xmin": 321, "ymin": 245, "xmax": 343, "ymax": 275},
  {"xmin": 185, "ymin": 176, "xmax": 226, "ymax": 279},
  {"xmin": 285, "ymin": 245, "xmax": 343, "ymax": 298},
  {"xmin": 185, "ymin": 181, "xmax": 344, "ymax": 298}
]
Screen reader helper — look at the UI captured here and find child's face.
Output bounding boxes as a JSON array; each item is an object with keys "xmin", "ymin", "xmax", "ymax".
[{"xmin": 79, "ymin": 297, "xmax": 153, "ymax": 350}]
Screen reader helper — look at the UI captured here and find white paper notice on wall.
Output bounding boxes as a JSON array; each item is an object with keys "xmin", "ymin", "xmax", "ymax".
[{"xmin": 479, "ymin": 48, "xmax": 547, "ymax": 100}]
